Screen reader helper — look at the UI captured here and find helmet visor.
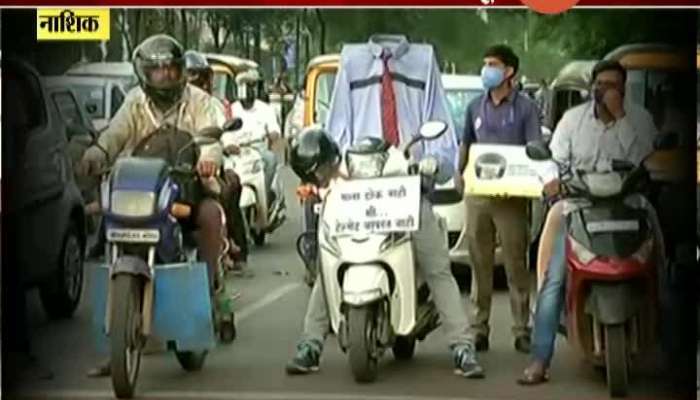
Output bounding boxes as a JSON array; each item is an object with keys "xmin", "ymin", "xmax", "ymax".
[{"xmin": 136, "ymin": 58, "xmax": 184, "ymax": 90}]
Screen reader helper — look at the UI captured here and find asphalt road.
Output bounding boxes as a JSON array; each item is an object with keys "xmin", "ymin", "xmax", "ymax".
[{"xmin": 9, "ymin": 166, "xmax": 688, "ymax": 400}]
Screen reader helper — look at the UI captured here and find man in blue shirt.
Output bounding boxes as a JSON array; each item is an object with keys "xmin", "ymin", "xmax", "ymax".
[
  {"xmin": 458, "ymin": 45, "xmax": 542, "ymax": 354},
  {"xmin": 285, "ymin": 34, "xmax": 484, "ymax": 379}
]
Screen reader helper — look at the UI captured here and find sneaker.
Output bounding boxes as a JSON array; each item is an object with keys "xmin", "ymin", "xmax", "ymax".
[
  {"xmin": 452, "ymin": 344, "xmax": 485, "ymax": 379},
  {"xmin": 285, "ymin": 339, "xmax": 322, "ymax": 375},
  {"xmin": 515, "ymin": 335, "xmax": 531, "ymax": 354}
]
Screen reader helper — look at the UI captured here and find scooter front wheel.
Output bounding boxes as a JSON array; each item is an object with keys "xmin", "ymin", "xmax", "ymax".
[
  {"xmin": 110, "ymin": 274, "xmax": 144, "ymax": 399},
  {"xmin": 347, "ymin": 306, "xmax": 379, "ymax": 383},
  {"xmin": 604, "ymin": 324, "xmax": 629, "ymax": 398}
]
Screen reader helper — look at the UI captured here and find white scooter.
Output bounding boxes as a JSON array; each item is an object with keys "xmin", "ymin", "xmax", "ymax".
[
  {"xmin": 222, "ymin": 120, "xmax": 286, "ymax": 246},
  {"xmin": 317, "ymin": 121, "xmax": 448, "ymax": 383}
]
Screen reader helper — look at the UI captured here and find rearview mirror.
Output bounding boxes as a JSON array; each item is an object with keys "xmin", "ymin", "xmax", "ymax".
[
  {"xmin": 525, "ymin": 140, "xmax": 552, "ymax": 161},
  {"xmin": 223, "ymin": 118, "xmax": 243, "ymax": 132},
  {"xmin": 653, "ymin": 132, "xmax": 678, "ymax": 151},
  {"xmin": 419, "ymin": 121, "xmax": 447, "ymax": 140}
]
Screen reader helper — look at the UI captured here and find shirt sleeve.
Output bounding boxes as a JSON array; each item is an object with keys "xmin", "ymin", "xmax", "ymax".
[
  {"xmin": 325, "ymin": 50, "xmax": 353, "ymax": 153},
  {"xmin": 193, "ymin": 95, "xmax": 223, "ymax": 167},
  {"xmin": 96, "ymin": 90, "xmax": 137, "ymax": 162},
  {"xmin": 549, "ymin": 107, "xmax": 574, "ymax": 170},
  {"xmin": 419, "ymin": 47, "xmax": 458, "ymax": 184},
  {"xmin": 264, "ymin": 103, "xmax": 281, "ymax": 135},
  {"xmin": 612, "ymin": 106, "xmax": 656, "ymax": 165}
]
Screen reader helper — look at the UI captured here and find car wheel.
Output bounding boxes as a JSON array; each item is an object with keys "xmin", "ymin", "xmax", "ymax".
[{"xmin": 40, "ymin": 222, "xmax": 84, "ymax": 319}]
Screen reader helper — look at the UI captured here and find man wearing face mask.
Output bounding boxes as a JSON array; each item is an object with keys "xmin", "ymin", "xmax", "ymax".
[
  {"xmin": 458, "ymin": 45, "xmax": 542, "ymax": 354},
  {"xmin": 224, "ymin": 70, "xmax": 281, "ymax": 206},
  {"xmin": 517, "ymin": 60, "xmax": 660, "ymax": 385}
]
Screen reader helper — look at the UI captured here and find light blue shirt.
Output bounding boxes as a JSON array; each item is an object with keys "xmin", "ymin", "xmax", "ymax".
[{"xmin": 325, "ymin": 34, "xmax": 458, "ymax": 183}]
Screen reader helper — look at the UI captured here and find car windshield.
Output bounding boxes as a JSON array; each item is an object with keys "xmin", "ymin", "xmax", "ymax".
[
  {"xmin": 71, "ymin": 84, "xmax": 106, "ymax": 119},
  {"xmin": 446, "ymin": 89, "xmax": 482, "ymax": 141},
  {"xmin": 212, "ymin": 73, "xmax": 229, "ymax": 102}
]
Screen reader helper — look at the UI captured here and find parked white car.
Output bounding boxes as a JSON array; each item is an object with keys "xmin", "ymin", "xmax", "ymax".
[{"xmin": 48, "ymin": 75, "xmax": 129, "ymax": 132}]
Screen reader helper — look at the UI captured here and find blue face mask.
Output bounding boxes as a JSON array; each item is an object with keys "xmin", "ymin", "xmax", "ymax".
[{"xmin": 481, "ymin": 66, "xmax": 505, "ymax": 90}]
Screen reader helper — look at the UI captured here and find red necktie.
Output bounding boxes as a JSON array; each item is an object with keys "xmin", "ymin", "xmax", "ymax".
[{"xmin": 380, "ymin": 50, "xmax": 400, "ymax": 147}]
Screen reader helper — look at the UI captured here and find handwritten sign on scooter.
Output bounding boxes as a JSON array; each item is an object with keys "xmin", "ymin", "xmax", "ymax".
[
  {"xmin": 464, "ymin": 144, "xmax": 554, "ymax": 199},
  {"xmin": 329, "ymin": 176, "xmax": 421, "ymax": 237}
]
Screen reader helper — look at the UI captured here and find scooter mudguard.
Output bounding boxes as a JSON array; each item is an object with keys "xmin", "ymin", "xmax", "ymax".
[
  {"xmin": 90, "ymin": 261, "xmax": 216, "ymax": 354},
  {"xmin": 342, "ymin": 264, "xmax": 390, "ymax": 306},
  {"xmin": 240, "ymin": 185, "xmax": 257, "ymax": 209},
  {"xmin": 585, "ymin": 282, "xmax": 639, "ymax": 325}
]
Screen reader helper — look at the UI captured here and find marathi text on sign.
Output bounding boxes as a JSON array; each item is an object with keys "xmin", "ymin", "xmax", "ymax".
[
  {"xmin": 328, "ymin": 176, "xmax": 421, "ymax": 237},
  {"xmin": 37, "ymin": 9, "xmax": 110, "ymax": 41}
]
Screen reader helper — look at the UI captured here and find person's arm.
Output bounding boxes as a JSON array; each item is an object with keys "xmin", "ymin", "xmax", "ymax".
[
  {"xmin": 420, "ymin": 47, "xmax": 457, "ymax": 184},
  {"xmin": 95, "ymin": 90, "xmax": 137, "ymax": 162},
  {"xmin": 541, "ymin": 107, "xmax": 574, "ymax": 195},
  {"xmin": 325, "ymin": 49, "xmax": 353, "ymax": 152},
  {"xmin": 193, "ymin": 95, "xmax": 224, "ymax": 169},
  {"xmin": 264, "ymin": 103, "xmax": 282, "ymax": 141},
  {"xmin": 612, "ymin": 106, "xmax": 657, "ymax": 165}
]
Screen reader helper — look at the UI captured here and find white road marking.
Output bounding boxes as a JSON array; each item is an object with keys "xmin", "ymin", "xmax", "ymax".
[
  {"xmin": 235, "ymin": 282, "xmax": 302, "ymax": 323},
  {"xmin": 15, "ymin": 389, "xmax": 487, "ymax": 400}
]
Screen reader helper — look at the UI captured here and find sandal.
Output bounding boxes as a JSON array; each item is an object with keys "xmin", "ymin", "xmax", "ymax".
[{"xmin": 516, "ymin": 367, "xmax": 549, "ymax": 386}]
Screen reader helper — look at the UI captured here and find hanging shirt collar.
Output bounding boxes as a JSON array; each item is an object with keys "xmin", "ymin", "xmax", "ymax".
[{"xmin": 368, "ymin": 34, "xmax": 410, "ymax": 60}]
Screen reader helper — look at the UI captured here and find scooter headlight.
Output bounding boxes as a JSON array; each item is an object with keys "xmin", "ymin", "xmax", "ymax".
[
  {"xmin": 346, "ymin": 153, "xmax": 387, "ymax": 179},
  {"xmin": 111, "ymin": 191, "xmax": 156, "ymax": 218}
]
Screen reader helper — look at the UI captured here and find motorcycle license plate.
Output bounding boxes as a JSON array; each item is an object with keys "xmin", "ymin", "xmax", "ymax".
[
  {"xmin": 107, "ymin": 228, "xmax": 160, "ymax": 243},
  {"xmin": 586, "ymin": 220, "xmax": 639, "ymax": 234}
]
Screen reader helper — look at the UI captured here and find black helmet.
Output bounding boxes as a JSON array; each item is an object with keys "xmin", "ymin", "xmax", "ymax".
[
  {"xmin": 133, "ymin": 34, "xmax": 186, "ymax": 109},
  {"xmin": 290, "ymin": 127, "xmax": 340, "ymax": 184},
  {"xmin": 184, "ymin": 50, "xmax": 213, "ymax": 93}
]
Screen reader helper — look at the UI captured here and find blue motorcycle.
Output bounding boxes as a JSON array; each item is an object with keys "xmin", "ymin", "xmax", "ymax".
[{"xmin": 90, "ymin": 123, "xmax": 238, "ymax": 399}]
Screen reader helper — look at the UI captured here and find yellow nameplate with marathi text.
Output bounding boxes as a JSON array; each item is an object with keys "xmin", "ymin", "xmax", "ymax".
[{"xmin": 37, "ymin": 8, "xmax": 110, "ymax": 41}]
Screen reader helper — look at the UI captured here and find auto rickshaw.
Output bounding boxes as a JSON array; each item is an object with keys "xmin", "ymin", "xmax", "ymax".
[
  {"xmin": 543, "ymin": 60, "xmax": 597, "ymax": 131},
  {"xmin": 204, "ymin": 53, "xmax": 259, "ymax": 107}
]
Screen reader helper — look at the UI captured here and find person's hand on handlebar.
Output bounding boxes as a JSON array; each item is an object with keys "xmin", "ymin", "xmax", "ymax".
[
  {"xmin": 79, "ymin": 145, "xmax": 108, "ymax": 177},
  {"xmin": 197, "ymin": 160, "xmax": 217, "ymax": 178}
]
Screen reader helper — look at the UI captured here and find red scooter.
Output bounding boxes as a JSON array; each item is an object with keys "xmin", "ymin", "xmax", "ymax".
[{"xmin": 527, "ymin": 136, "xmax": 674, "ymax": 398}]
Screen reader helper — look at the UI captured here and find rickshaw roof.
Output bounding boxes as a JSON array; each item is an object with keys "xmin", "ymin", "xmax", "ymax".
[
  {"xmin": 204, "ymin": 53, "xmax": 259, "ymax": 71},
  {"xmin": 550, "ymin": 60, "xmax": 597, "ymax": 89},
  {"xmin": 604, "ymin": 43, "xmax": 687, "ymax": 70},
  {"xmin": 306, "ymin": 54, "xmax": 340, "ymax": 71}
]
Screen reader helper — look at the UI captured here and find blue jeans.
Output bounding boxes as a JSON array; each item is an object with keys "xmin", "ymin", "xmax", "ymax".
[{"xmin": 532, "ymin": 221, "xmax": 567, "ymax": 367}]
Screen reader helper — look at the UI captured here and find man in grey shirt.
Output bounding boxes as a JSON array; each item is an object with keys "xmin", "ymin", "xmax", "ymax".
[{"xmin": 458, "ymin": 45, "xmax": 542, "ymax": 354}]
